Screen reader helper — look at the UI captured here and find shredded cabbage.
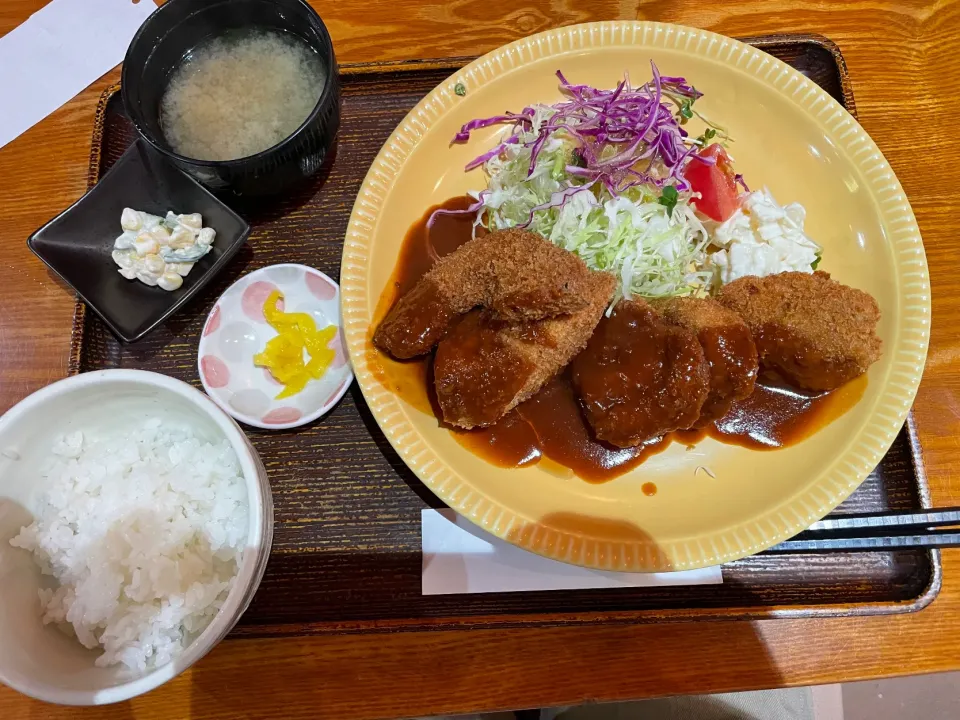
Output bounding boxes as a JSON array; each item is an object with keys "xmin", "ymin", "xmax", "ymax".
[
  {"xmin": 474, "ymin": 134, "xmax": 712, "ymax": 304},
  {"xmin": 449, "ymin": 65, "xmax": 722, "ymax": 304}
]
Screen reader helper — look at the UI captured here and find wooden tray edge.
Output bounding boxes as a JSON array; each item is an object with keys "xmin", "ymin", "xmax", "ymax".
[
  {"xmin": 229, "ymin": 584, "xmax": 940, "ymax": 638},
  {"xmin": 741, "ymin": 33, "xmax": 858, "ymax": 116},
  {"xmin": 70, "ymin": 38, "xmax": 940, "ymax": 632},
  {"xmin": 231, "ymin": 547, "xmax": 943, "ymax": 638},
  {"xmin": 67, "ymin": 80, "xmax": 120, "ymax": 378}
]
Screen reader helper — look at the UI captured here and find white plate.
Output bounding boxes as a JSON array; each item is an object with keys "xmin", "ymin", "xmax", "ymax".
[{"xmin": 198, "ymin": 264, "xmax": 353, "ymax": 429}]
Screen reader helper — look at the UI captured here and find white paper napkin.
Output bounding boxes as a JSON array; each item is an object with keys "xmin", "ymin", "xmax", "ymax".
[
  {"xmin": 0, "ymin": 0, "xmax": 157, "ymax": 150},
  {"xmin": 422, "ymin": 508, "xmax": 722, "ymax": 595}
]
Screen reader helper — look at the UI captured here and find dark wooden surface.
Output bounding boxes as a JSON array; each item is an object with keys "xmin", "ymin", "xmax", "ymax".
[{"xmin": 67, "ymin": 37, "xmax": 938, "ymax": 636}]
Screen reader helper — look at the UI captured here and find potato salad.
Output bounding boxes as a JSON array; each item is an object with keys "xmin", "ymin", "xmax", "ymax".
[
  {"xmin": 112, "ymin": 208, "xmax": 216, "ymax": 291},
  {"xmin": 706, "ymin": 189, "xmax": 821, "ymax": 285}
]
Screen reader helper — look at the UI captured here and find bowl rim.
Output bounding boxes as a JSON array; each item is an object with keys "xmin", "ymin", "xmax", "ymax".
[
  {"xmin": 196, "ymin": 263, "xmax": 354, "ymax": 430},
  {"xmin": 0, "ymin": 369, "xmax": 273, "ymax": 706},
  {"xmin": 121, "ymin": 0, "xmax": 338, "ymax": 168}
]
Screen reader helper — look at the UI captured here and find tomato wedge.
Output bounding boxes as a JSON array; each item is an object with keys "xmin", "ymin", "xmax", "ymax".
[{"xmin": 683, "ymin": 143, "xmax": 741, "ymax": 222}]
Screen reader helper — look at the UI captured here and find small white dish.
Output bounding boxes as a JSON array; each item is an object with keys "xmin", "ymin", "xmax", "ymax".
[{"xmin": 198, "ymin": 264, "xmax": 353, "ymax": 430}]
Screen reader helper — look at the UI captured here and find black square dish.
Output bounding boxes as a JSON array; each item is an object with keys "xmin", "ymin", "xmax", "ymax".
[{"xmin": 28, "ymin": 140, "xmax": 250, "ymax": 342}]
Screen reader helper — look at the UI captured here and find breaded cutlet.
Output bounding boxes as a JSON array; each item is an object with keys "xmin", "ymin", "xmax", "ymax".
[
  {"xmin": 433, "ymin": 270, "xmax": 616, "ymax": 429},
  {"xmin": 571, "ymin": 299, "xmax": 710, "ymax": 447},
  {"xmin": 717, "ymin": 271, "xmax": 882, "ymax": 391},
  {"xmin": 652, "ymin": 296, "xmax": 758, "ymax": 424},
  {"xmin": 374, "ymin": 229, "xmax": 594, "ymax": 359}
]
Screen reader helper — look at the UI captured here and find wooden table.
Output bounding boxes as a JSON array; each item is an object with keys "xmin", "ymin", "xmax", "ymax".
[{"xmin": 2, "ymin": 1, "xmax": 960, "ymax": 717}]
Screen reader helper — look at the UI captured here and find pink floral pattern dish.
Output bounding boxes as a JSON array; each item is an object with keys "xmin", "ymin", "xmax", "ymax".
[{"xmin": 197, "ymin": 264, "xmax": 352, "ymax": 430}]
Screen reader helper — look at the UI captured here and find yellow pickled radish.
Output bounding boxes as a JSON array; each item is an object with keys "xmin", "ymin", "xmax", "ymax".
[{"xmin": 253, "ymin": 290, "xmax": 337, "ymax": 400}]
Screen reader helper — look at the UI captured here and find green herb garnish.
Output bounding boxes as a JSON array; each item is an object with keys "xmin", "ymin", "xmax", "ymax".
[
  {"xmin": 679, "ymin": 99, "xmax": 694, "ymax": 123},
  {"xmin": 696, "ymin": 128, "xmax": 717, "ymax": 146},
  {"xmin": 454, "ymin": 82, "xmax": 466, "ymax": 97},
  {"xmin": 658, "ymin": 185, "xmax": 679, "ymax": 217},
  {"xmin": 811, "ymin": 252, "xmax": 822, "ymax": 270}
]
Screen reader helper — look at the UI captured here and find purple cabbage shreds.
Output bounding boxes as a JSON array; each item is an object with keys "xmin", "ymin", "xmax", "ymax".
[
  {"xmin": 734, "ymin": 173, "xmax": 750, "ymax": 192},
  {"xmin": 465, "ymin": 135, "xmax": 521, "ymax": 171},
  {"xmin": 564, "ymin": 165, "xmax": 597, "ymax": 178},
  {"xmin": 659, "ymin": 76, "xmax": 703, "ymax": 99},
  {"xmin": 452, "ymin": 110, "xmax": 534, "ymax": 142},
  {"xmin": 450, "ymin": 60, "xmax": 709, "ymax": 193},
  {"xmin": 527, "ymin": 133, "xmax": 550, "ymax": 175},
  {"xmin": 516, "ymin": 181, "xmax": 598, "ymax": 228},
  {"xmin": 688, "ymin": 153, "xmax": 717, "ymax": 166},
  {"xmin": 426, "ymin": 193, "xmax": 486, "ymax": 229}
]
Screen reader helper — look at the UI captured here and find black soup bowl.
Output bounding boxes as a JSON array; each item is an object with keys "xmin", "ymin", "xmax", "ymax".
[{"xmin": 122, "ymin": 0, "xmax": 340, "ymax": 197}]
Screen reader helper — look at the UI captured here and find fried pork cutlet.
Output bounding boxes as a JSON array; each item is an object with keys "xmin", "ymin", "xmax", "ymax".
[
  {"xmin": 374, "ymin": 229, "xmax": 594, "ymax": 359},
  {"xmin": 433, "ymin": 270, "xmax": 616, "ymax": 429},
  {"xmin": 652, "ymin": 296, "xmax": 759, "ymax": 425},
  {"xmin": 717, "ymin": 271, "xmax": 882, "ymax": 391},
  {"xmin": 572, "ymin": 300, "xmax": 710, "ymax": 447}
]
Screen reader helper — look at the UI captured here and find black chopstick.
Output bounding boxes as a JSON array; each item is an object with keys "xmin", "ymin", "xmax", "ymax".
[{"xmin": 764, "ymin": 507, "xmax": 960, "ymax": 553}]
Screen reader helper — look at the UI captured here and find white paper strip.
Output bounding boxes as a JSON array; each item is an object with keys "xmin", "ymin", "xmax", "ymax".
[
  {"xmin": 422, "ymin": 509, "xmax": 722, "ymax": 595},
  {"xmin": 0, "ymin": 0, "xmax": 157, "ymax": 150}
]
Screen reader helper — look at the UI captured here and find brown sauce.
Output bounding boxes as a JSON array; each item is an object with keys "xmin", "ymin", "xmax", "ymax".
[
  {"xmin": 433, "ymin": 311, "xmax": 535, "ymax": 428},
  {"xmin": 707, "ymin": 373, "xmax": 867, "ymax": 449},
  {"xmin": 696, "ymin": 323, "xmax": 759, "ymax": 424},
  {"xmin": 572, "ymin": 301, "xmax": 710, "ymax": 448},
  {"xmin": 367, "ymin": 196, "xmax": 481, "ymax": 415},
  {"xmin": 453, "ymin": 374, "xmax": 671, "ymax": 482},
  {"xmin": 392, "ymin": 195, "xmax": 485, "ymax": 296},
  {"xmin": 371, "ymin": 197, "xmax": 869, "ymax": 484}
]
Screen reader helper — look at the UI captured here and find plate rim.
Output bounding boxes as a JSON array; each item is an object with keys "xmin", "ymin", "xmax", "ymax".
[{"xmin": 340, "ymin": 20, "xmax": 931, "ymax": 571}]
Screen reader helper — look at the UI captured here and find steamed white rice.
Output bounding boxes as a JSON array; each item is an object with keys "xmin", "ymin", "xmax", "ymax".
[{"xmin": 10, "ymin": 419, "xmax": 248, "ymax": 672}]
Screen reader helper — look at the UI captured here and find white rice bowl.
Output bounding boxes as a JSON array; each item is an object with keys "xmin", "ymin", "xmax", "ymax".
[
  {"xmin": 11, "ymin": 421, "xmax": 248, "ymax": 672},
  {"xmin": 0, "ymin": 370, "xmax": 272, "ymax": 705}
]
